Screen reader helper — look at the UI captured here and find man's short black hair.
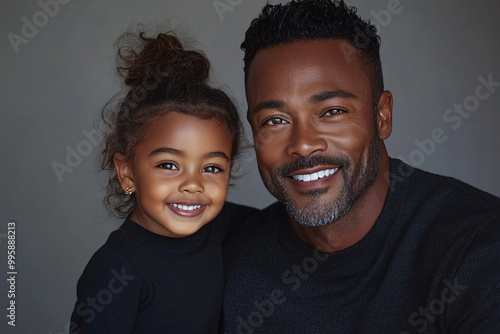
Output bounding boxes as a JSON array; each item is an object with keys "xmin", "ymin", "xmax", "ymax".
[{"xmin": 242, "ymin": 0, "xmax": 384, "ymax": 108}]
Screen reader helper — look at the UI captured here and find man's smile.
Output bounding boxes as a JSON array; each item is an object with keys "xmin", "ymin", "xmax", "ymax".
[{"xmin": 290, "ymin": 167, "xmax": 339, "ymax": 182}]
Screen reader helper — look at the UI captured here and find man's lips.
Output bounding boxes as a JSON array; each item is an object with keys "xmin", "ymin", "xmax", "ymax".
[
  {"xmin": 289, "ymin": 167, "xmax": 339, "ymax": 182},
  {"xmin": 167, "ymin": 202, "xmax": 207, "ymax": 217}
]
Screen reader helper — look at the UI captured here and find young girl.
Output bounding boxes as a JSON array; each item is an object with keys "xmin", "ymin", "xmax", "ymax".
[{"xmin": 70, "ymin": 31, "xmax": 256, "ymax": 333}]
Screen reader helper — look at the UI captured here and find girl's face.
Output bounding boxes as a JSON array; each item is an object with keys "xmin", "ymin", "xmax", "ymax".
[{"xmin": 116, "ymin": 112, "xmax": 232, "ymax": 237}]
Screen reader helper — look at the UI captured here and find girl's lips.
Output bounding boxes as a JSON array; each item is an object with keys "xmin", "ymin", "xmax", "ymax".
[{"xmin": 167, "ymin": 203, "xmax": 206, "ymax": 218}]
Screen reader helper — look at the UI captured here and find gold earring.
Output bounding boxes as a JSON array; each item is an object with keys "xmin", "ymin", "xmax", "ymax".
[{"xmin": 124, "ymin": 187, "xmax": 133, "ymax": 195}]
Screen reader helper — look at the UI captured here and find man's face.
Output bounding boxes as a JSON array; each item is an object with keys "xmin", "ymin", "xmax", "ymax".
[{"xmin": 247, "ymin": 39, "xmax": 384, "ymax": 226}]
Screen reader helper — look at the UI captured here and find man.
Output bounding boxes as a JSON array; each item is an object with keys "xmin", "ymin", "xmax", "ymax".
[{"xmin": 222, "ymin": 0, "xmax": 500, "ymax": 333}]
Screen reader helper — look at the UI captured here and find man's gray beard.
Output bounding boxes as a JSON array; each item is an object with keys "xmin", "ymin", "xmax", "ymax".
[
  {"xmin": 283, "ymin": 184, "xmax": 353, "ymax": 227},
  {"xmin": 260, "ymin": 136, "xmax": 381, "ymax": 227}
]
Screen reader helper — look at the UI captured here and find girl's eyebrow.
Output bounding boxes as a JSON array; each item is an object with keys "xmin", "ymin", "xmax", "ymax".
[
  {"xmin": 149, "ymin": 147, "xmax": 184, "ymax": 157},
  {"xmin": 204, "ymin": 151, "xmax": 230, "ymax": 161},
  {"xmin": 149, "ymin": 147, "xmax": 229, "ymax": 161}
]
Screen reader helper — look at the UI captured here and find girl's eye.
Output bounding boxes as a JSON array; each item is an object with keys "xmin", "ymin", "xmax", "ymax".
[
  {"xmin": 203, "ymin": 165, "xmax": 222, "ymax": 173},
  {"xmin": 263, "ymin": 117, "xmax": 287, "ymax": 126},
  {"xmin": 158, "ymin": 162, "xmax": 178, "ymax": 170},
  {"xmin": 324, "ymin": 108, "xmax": 346, "ymax": 116}
]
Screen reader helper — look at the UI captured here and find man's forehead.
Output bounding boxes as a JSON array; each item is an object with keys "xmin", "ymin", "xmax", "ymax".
[
  {"xmin": 248, "ymin": 39, "xmax": 359, "ymax": 74},
  {"xmin": 246, "ymin": 39, "xmax": 370, "ymax": 104}
]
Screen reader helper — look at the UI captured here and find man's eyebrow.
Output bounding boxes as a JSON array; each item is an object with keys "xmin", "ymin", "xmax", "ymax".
[
  {"xmin": 149, "ymin": 147, "xmax": 184, "ymax": 157},
  {"xmin": 309, "ymin": 90, "xmax": 357, "ymax": 103},
  {"xmin": 204, "ymin": 151, "xmax": 230, "ymax": 161},
  {"xmin": 250, "ymin": 100, "xmax": 285, "ymax": 115},
  {"xmin": 250, "ymin": 90, "xmax": 357, "ymax": 115}
]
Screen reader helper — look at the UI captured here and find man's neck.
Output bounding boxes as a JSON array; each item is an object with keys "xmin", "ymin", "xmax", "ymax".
[{"xmin": 290, "ymin": 152, "xmax": 391, "ymax": 253}]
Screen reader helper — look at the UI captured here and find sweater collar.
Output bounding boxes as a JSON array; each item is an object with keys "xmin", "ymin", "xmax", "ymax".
[{"xmin": 119, "ymin": 215, "xmax": 212, "ymax": 252}]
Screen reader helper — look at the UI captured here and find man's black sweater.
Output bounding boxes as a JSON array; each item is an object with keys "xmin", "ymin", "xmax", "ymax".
[{"xmin": 222, "ymin": 159, "xmax": 500, "ymax": 333}]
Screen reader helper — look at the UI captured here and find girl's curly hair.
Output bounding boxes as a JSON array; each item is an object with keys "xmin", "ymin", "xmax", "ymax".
[{"xmin": 101, "ymin": 30, "xmax": 242, "ymax": 218}]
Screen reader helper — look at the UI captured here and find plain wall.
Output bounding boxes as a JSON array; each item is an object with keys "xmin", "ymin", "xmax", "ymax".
[{"xmin": 1, "ymin": 0, "xmax": 499, "ymax": 332}]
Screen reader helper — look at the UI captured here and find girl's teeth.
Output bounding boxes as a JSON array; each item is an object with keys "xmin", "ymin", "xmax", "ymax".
[
  {"xmin": 291, "ymin": 168, "xmax": 338, "ymax": 182},
  {"xmin": 170, "ymin": 204, "xmax": 202, "ymax": 211}
]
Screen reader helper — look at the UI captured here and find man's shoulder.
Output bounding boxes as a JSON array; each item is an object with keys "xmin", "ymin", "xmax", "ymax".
[
  {"xmin": 391, "ymin": 158, "xmax": 500, "ymax": 215},
  {"xmin": 389, "ymin": 159, "xmax": 500, "ymax": 251}
]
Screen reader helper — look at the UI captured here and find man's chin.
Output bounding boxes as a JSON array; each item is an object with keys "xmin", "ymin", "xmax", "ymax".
[{"xmin": 283, "ymin": 195, "xmax": 352, "ymax": 228}]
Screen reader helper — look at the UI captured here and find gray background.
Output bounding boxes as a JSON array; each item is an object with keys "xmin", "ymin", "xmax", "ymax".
[{"xmin": 1, "ymin": 0, "xmax": 499, "ymax": 332}]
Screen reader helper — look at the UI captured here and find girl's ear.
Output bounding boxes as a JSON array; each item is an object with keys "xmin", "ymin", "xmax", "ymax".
[{"xmin": 113, "ymin": 153, "xmax": 135, "ymax": 192}]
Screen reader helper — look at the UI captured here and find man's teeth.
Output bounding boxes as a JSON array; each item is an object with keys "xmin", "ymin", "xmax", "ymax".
[
  {"xmin": 170, "ymin": 203, "xmax": 202, "ymax": 211},
  {"xmin": 291, "ymin": 168, "xmax": 338, "ymax": 182}
]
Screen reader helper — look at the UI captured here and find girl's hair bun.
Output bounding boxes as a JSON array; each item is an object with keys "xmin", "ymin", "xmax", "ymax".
[
  {"xmin": 102, "ymin": 27, "xmax": 243, "ymax": 218},
  {"xmin": 117, "ymin": 32, "xmax": 210, "ymax": 87}
]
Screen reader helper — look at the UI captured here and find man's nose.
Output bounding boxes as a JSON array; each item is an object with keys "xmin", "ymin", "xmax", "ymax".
[{"xmin": 285, "ymin": 120, "xmax": 327, "ymax": 157}]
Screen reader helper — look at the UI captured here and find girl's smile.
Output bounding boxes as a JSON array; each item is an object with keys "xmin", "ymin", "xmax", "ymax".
[{"xmin": 167, "ymin": 202, "xmax": 206, "ymax": 217}]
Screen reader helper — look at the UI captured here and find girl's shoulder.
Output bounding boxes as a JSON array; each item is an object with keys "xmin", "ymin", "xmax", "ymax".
[{"xmin": 218, "ymin": 201, "xmax": 260, "ymax": 240}]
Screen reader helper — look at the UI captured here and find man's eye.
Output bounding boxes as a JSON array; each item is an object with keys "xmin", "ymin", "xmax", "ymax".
[
  {"xmin": 324, "ymin": 108, "xmax": 345, "ymax": 116},
  {"xmin": 203, "ymin": 165, "xmax": 222, "ymax": 173},
  {"xmin": 264, "ymin": 117, "xmax": 287, "ymax": 125},
  {"xmin": 158, "ymin": 162, "xmax": 178, "ymax": 170}
]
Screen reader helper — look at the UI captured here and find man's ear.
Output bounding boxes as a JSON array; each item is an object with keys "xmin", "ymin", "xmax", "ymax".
[
  {"xmin": 376, "ymin": 90, "xmax": 393, "ymax": 140},
  {"xmin": 113, "ymin": 153, "xmax": 135, "ymax": 192}
]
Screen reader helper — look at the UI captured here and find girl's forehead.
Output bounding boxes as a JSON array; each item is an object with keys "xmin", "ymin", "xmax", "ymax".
[
  {"xmin": 148, "ymin": 112, "xmax": 225, "ymax": 136},
  {"xmin": 137, "ymin": 112, "xmax": 232, "ymax": 158}
]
